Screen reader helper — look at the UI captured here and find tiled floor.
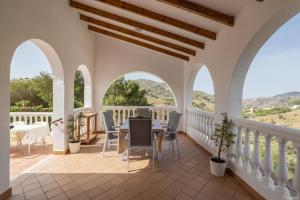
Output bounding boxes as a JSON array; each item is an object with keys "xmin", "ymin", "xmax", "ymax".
[
  {"xmin": 10, "ymin": 137, "xmax": 53, "ymax": 179},
  {"xmin": 10, "ymin": 134, "xmax": 256, "ymax": 200}
]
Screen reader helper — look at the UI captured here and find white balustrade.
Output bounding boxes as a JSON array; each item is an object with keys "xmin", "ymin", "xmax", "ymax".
[
  {"xmin": 185, "ymin": 110, "xmax": 300, "ymax": 200},
  {"xmin": 101, "ymin": 106, "xmax": 178, "ymax": 127},
  {"xmin": 185, "ymin": 107, "xmax": 215, "ymax": 154},
  {"xmin": 10, "ymin": 112, "xmax": 53, "ymax": 125}
]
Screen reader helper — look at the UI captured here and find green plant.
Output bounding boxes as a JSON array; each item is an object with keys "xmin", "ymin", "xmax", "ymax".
[
  {"xmin": 67, "ymin": 112, "xmax": 84, "ymax": 143},
  {"xmin": 211, "ymin": 113, "xmax": 235, "ymax": 162}
]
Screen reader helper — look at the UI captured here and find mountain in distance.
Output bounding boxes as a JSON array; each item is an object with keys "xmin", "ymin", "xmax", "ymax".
[
  {"xmin": 135, "ymin": 79, "xmax": 176, "ymax": 106},
  {"xmin": 243, "ymin": 91, "xmax": 300, "ymax": 108},
  {"xmin": 135, "ymin": 78, "xmax": 300, "ymax": 110},
  {"xmin": 135, "ymin": 79, "xmax": 215, "ymax": 110}
]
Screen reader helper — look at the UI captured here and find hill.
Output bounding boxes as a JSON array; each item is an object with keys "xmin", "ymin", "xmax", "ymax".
[
  {"xmin": 135, "ymin": 79, "xmax": 175, "ymax": 106},
  {"xmin": 192, "ymin": 90, "xmax": 215, "ymax": 112},
  {"xmin": 243, "ymin": 91, "xmax": 300, "ymax": 108},
  {"xmin": 136, "ymin": 79, "xmax": 216, "ymax": 110}
]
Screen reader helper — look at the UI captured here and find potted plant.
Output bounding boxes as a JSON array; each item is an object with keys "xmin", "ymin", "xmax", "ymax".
[
  {"xmin": 210, "ymin": 112, "xmax": 235, "ymax": 176},
  {"xmin": 67, "ymin": 112, "xmax": 83, "ymax": 153}
]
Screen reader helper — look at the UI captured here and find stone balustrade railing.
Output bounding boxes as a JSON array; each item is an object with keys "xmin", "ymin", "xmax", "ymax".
[
  {"xmin": 185, "ymin": 107, "xmax": 215, "ymax": 154},
  {"xmin": 10, "ymin": 112, "xmax": 53, "ymax": 125},
  {"xmin": 101, "ymin": 106, "xmax": 178, "ymax": 126},
  {"xmin": 231, "ymin": 117, "xmax": 300, "ymax": 200},
  {"xmin": 185, "ymin": 107, "xmax": 300, "ymax": 200}
]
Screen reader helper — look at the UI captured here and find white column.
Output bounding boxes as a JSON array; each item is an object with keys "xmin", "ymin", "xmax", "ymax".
[
  {"xmin": 275, "ymin": 138, "xmax": 291, "ymax": 199},
  {"xmin": 243, "ymin": 128, "xmax": 252, "ymax": 173},
  {"xmin": 252, "ymin": 130, "xmax": 262, "ymax": 179},
  {"xmin": 293, "ymin": 142, "xmax": 300, "ymax": 200},
  {"xmin": 262, "ymin": 134, "xmax": 274, "ymax": 189}
]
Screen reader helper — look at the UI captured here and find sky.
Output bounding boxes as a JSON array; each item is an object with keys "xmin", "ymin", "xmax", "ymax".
[{"xmin": 10, "ymin": 13, "xmax": 300, "ymax": 99}]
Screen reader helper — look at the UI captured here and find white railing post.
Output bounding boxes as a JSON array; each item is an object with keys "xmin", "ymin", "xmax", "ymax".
[
  {"xmin": 275, "ymin": 138, "xmax": 291, "ymax": 199},
  {"xmin": 262, "ymin": 134, "xmax": 275, "ymax": 189},
  {"xmin": 293, "ymin": 142, "xmax": 300, "ymax": 200},
  {"xmin": 243, "ymin": 128, "xmax": 252, "ymax": 173},
  {"xmin": 252, "ymin": 130, "xmax": 262, "ymax": 179},
  {"xmin": 235, "ymin": 126, "xmax": 243, "ymax": 167}
]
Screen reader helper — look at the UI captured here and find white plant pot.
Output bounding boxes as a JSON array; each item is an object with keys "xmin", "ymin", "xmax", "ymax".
[
  {"xmin": 209, "ymin": 157, "xmax": 226, "ymax": 176},
  {"xmin": 69, "ymin": 142, "xmax": 81, "ymax": 154}
]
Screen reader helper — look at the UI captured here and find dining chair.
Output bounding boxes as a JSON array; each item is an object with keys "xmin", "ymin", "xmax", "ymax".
[
  {"xmin": 102, "ymin": 110, "xmax": 119, "ymax": 157},
  {"xmin": 164, "ymin": 112, "xmax": 182, "ymax": 159},
  {"xmin": 136, "ymin": 108, "xmax": 151, "ymax": 118},
  {"xmin": 128, "ymin": 117, "xmax": 155, "ymax": 172}
]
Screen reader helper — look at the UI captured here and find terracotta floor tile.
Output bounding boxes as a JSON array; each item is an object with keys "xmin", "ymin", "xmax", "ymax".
[{"xmin": 10, "ymin": 134, "xmax": 256, "ymax": 200}]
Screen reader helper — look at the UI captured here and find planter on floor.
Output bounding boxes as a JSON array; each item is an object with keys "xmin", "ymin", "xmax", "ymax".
[
  {"xmin": 209, "ymin": 157, "xmax": 226, "ymax": 176},
  {"xmin": 69, "ymin": 142, "xmax": 81, "ymax": 154}
]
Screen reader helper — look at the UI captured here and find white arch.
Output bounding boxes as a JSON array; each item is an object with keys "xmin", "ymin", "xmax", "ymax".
[
  {"xmin": 10, "ymin": 39, "xmax": 65, "ymax": 152},
  {"xmin": 76, "ymin": 64, "xmax": 92, "ymax": 108},
  {"xmin": 185, "ymin": 63, "xmax": 215, "ymax": 110},
  {"xmin": 228, "ymin": 3, "xmax": 300, "ymax": 117},
  {"xmin": 101, "ymin": 71, "xmax": 178, "ymax": 107}
]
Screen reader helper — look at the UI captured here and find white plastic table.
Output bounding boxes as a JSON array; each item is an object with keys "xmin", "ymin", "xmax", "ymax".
[{"xmin": 10, "ymin": 124, "xmax": 50, "ymax": 155}]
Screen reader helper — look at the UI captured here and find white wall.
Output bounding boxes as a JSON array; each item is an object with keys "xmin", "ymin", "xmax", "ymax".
[
  {"xmin": 94, "ymin": 36, "xmax": 184, "ymax": 129},
  {"xmin": 0, "ymin": 0, "xmax": 95, "ymax": 194}
]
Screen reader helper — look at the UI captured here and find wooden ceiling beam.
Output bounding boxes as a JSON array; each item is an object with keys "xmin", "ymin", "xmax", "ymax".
[
  {"xmin": 80, "ymin": 15, "xmax": 196, "ymax": 56},
  {"xmin": 157, "ymin": 0, "xmax": 235, "ymax": 26},
  {"xmin": 97, "ymin": 0, "xmax": 216, "ymax": 40},
  {"xmin": 70, "ymin": 0, "xmax": 204, "ymax": 48},
  {"xmin": 88, "ymin": 25, "xmax": 189, "ymax": 61}
]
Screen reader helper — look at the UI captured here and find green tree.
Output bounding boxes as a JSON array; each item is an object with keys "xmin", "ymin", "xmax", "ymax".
[
  {"xmin": 31, "ymin": 72, "xmax": 53, "ymax": 108},
  {"xmin": 10, "ymin": 78, "xmax": 43, "ymax": 106},
  {"xmin": 10, "ymin": 70, "xmax": 85, "ymax": 111},
  {"xmin": 74, "ymin": 70, "xmax": 84, "ymax": 108},
  {"xmin": 103, "ymin": 77, "xmax": 150, "ymax": 106}
]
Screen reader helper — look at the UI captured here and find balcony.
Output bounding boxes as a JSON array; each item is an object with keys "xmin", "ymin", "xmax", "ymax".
[
  {"xmin": 2, "ymin": 1, "xmax": 300, "ymax": 200},
  {"xmin": 11, "ymin": 133, "xmax": 255, "ymax": 200}
]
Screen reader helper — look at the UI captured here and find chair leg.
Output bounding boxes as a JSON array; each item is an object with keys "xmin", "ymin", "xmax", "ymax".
[
  {"xmin": 127, "ymin": 148, "xmax": 130, "ymax": 172},
  {"xmin": 152, "ymin": 146, "xmax": 155, "ymax": 172},
  {"xmin": 172, "ymin": 140, "xmax": 175, "ymax": 152},
  {"xmin": 175, "ymin": 136, "xmax": 180, "ymax": 159},
  {"xmin": 102, "ymin": 135, "xmax": 107, "ymax": 158}
]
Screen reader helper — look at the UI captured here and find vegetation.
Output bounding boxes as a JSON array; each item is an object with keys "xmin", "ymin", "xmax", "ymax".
[
  {"xmin": 192, "ymin": 90, "xmax": 215, "ymax": 112},
  {"xmin": 211, "ymin": 113, "xmax": 235, "ymax": 161},
  {"xmin": 10, "ymin": 71, "xmax": 84, "ymax": 112},
  {"xmin": 135, "ymin": 79, "xmax": 175, "ymax": 106},
  {"xmin": 67, "ymin": 112, "xmax": 83, "ymax": 143},
  {"xmin": 74, "ymin": 70, "xmax": 84, "ymax": 108},
  {"xmin": 103, "ymin": 77, "xmax": 150, "ymax": 106}
]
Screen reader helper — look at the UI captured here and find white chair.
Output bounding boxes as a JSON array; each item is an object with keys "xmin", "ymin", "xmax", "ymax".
[{"xmin": 102, "ymin": 110, "xmax": 119, "ymax": 157}]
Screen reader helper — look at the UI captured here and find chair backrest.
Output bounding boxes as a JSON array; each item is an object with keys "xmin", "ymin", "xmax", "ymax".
[
  {"xmin": 167, "ymin": 111, "xmax": 176, "ymax": 129},
  {"xmin": 167, "ymin": 112, "xmax": 182, "ymax": 132},
  {"xmin": 136, "ymin": 108, "xmax": 151, "ymax": 118},
  {"xmin": 129, "ymin": 118, "xmax": 152, "ymax": 147},
  {"xmin": 103, "ymin": 110, "xmax": 115, "ymax": 131}
]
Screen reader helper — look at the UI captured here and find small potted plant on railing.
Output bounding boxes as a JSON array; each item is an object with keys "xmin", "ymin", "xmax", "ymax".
[
  {"xmin": 210, "ymin": 112, "xmax": 235, "ymax": 176},
  {"xmin": 67, "ymin": 112, "xmax": 83, "ymax": 154}
]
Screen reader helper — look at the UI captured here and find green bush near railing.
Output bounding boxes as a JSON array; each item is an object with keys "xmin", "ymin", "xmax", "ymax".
[{"xmin": 10, "ymin": 106, "xmax": 53, "ymax": 112}]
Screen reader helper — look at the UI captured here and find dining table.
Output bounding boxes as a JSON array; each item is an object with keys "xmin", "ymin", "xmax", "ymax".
[
  {"xmin": 118, "ymin": 119, "xmax": 165, "ymax": 160},
  {"xmin": 10, "ymin": 123, "xmax": 50, "ymax": 155}
]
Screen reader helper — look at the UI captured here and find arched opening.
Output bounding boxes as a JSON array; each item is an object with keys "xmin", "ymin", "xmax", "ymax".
[
  {"xmin": 229, "ymin": 12, "xmax": 300, "ymax": 184},
  {"xmin": 74, "ymin": 65, "xmax": 92, "ymax": 109},
  {"xmin": 102, "ymin": 71, "xmax": 177, "ymax": 107},
  {"xmin": 9, "ymin": 39, "xmax": 64, "ymax": 179},
  {"xmin": 191, "ymin": 66, "xmax": 215, "ymax": 112},
  {"xmin": 242, "ymin": 14, "xmax": 300, "ymax": 129}
]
